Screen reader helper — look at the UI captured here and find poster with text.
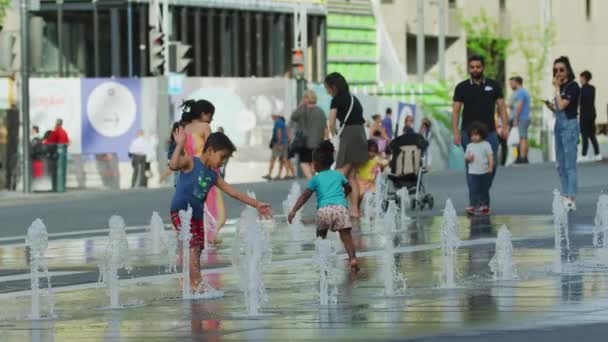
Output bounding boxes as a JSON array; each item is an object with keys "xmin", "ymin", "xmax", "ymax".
[
  {"xmin": 81, "ymin": 78, "xmax": 141, "ymax": 161},
  {"xmin": 29, "ymin": 78, "xmax": 82, "ymax": 153}
]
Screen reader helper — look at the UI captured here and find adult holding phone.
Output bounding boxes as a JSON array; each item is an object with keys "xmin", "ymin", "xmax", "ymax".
[{"xmin": 544, "ymin": 56, "xmax": 580, "ymax": 211}]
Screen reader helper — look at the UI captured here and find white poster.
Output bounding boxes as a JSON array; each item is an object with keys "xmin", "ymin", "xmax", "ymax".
[
  {"xmin": 29, "ymin": 78, "xmax": 82, "ymax": 153},
  {"xmin": 171, "ymin": 77, "xmax": 296, "ymax": 162}
]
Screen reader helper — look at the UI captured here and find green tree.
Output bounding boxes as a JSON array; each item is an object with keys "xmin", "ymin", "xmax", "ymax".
[
  {"xmin": 511, "ymin": 23, "xmax": 556, "ymax": 149},
  {"xmin": 0, "ymin": 0, "xmax": 11, "ymax": 28},
  {"xmin": 458, "ymin": 9, "xmax": 510, "ymax": 83},
  {"xmin": 511, "ymin": 23, "xmax": 556, "ymax": 107}
]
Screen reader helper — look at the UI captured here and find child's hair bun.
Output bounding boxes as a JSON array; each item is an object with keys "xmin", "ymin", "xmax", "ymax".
[{"xmin": 319, "ymin": 140, "xmax": 335, "ymax": 154}]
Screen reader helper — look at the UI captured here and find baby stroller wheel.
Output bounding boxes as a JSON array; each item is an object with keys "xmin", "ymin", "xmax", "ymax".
[
  {"xmin": 427, "ymin": 195, "xmax": 434, "ymax": 210},
  {"xmin": 418, "ymin": 200, "xmax": 425, "ymax": 210}
]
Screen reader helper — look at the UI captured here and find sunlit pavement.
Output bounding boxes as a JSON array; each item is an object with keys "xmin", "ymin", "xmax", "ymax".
[{"xmin": 2, "ymin": 213, "xmax": 608, "ymax": 341}]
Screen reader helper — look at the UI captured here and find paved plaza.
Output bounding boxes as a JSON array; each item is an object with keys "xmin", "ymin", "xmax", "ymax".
[{"xmin": 0, "ymin": 162, "xmax": 607, "ymax": 341}]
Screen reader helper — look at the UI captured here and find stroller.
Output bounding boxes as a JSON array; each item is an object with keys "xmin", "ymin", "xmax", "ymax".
[{"xmin": 384, "ymin": 130, "xmax": 434, "ymax": 211}]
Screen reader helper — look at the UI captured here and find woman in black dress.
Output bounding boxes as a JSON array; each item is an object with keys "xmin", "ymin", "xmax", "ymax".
[{"xmin": 325, "ymin": 72, "xmax": 368, "ymax": 217}]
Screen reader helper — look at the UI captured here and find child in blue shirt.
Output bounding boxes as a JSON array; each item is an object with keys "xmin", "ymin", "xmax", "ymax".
[
  {"xmin": 288, "ymin": 140, "xmax": 359, "ymax": 272},
  {"xmin": 170, "ymin": 127, "xmax": 272, "ymax": 291}
]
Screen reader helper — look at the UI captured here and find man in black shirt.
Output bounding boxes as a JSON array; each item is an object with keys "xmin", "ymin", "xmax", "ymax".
[
  {"xmin": 579, "ymin": 70, "xmax": 601, "ymax": 161},
  {"xmin": 452, "ymin": 55, "xmax": 509, "ymax": 214}
]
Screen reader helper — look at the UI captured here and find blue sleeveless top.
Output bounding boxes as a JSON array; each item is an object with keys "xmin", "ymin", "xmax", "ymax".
[{"xmin": 170, "ymin": 157, "xmax": 218, "ymax": 219}]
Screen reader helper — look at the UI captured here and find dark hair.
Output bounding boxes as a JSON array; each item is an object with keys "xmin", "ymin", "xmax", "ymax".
[
  {"xmin": 43, "ymin": 130, "xmax": 53, "ymax": 140},
  {"xmin": 372, "ymin": 114, "xmax": 381, "ymax": 121},
  {"xmin": 468, "ymin": 54, "xmax": 485, "ymax": 66},
  {"xmin": 386, "ymin": 108, "xmax": 392, "ymax": 115},
  {"xmin": 180, "ymin": 99, "xmax": 215, "ymax": 124},
  {"xmin": 32, "ymin": 126, "xmax": 39, "ymax": 133},
  {"xmin": 553, "ymin": 56, "xmax": 575, "ymax": 82},
  {"xmin": 169, "ymin": 122, "xmax": 181, "ymax": 143},
  {"xmin": 312, "ymin": 140, "xmax": 335, "ymax": 169},
  {"xmin": 509, "ymin": 76, "xmax": 523, "ymax": 85},
  {"xmin": 468, "ymin": 121, "xmax": 488, "ymax": 139},
  {"xmin": 580, "ymin": 70, "xmax": 592, "ymax": 81},
  {"xmin": 324, "ymin": 72, "xmax": 350, "ymax": 95},
  {"xmin": 367, "ymin": 139, "xmax": 379, "ymax": 153},
  {"xmin": 203, "ymin": 132, "xmax": 236, "ymax": 154},
  {"xmin": 421, "ymin": 118, "xmax": 431, "ymax": 129}
]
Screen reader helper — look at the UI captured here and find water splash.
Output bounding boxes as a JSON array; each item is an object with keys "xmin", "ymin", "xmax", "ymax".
[
  {"xmin": 232, "ymin": 192, "xmax": 272, "ymax": 315},
  {"xmin": 489, "ymin": 225, "xmax": 518, "ymax": 280},
  {"xmin": 163, "ymin": 229, "xmax": 178, "ymax": 273},
  {"xmin": 313, "ymin": 238, "xmax": 338, "ymax": 305},
  {"xmin": 178, "ymin": 206, "xmax": 193, "ymax": 299},
  {"xmin": 98, "ymin": 215, "xmax": 131, "ymax": 309},
  {"xmin": 374, "ymin": 173, "xmax": 387, "ymax": 226},
  {"xmin": 440, "ymin": 199, "xmax": 460, "ymax": 288},
  {"xmin": 552, "ymin": 189, "xmax": 569, "ymax": 274},
  {"xmin": 147, "ymin": 212, "xmax": 165, "ymax": 255},
  {"xmin": 361, "ymin": 191, "xmax": 374, "ymax": 228},
  {"xmin": 283, "ymin": 182, "xmax": 303, "ymax": 241},
  {"xmin": 396, "ymin": 187, "xmax": 411, "ymax": 225},
  {"xmin": 382, "ymin": 202, "xmax": 406, "ymax": 296},
  {"xmin": 26, "ymin": 219, "xmax": 54, "ymax": 320},
  {"xmin": 593, "ymin": 194, "xmax": 608, "ymax": 248}
]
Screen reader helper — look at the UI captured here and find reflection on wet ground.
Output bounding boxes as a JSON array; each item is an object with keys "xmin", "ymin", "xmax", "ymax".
[{"xmin": 1, "ymin": 215, "xmax": 608, "ymax": 341}]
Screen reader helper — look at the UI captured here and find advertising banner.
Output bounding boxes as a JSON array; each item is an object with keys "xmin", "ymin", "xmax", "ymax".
[
  {"xmin": 81, "ymin": 78, "xmax": 141, "ymax": 161},
  {"xmin": 29, "ymin": 78, "xmax": 82, "ymax": 153}
]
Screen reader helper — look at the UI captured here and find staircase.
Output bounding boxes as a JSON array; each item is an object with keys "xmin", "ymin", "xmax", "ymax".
[{"xmin": 326, "ymin": 0, "xmax": 378, "ymax": 85}]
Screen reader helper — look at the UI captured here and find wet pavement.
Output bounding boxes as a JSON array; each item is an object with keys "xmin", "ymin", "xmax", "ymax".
[{"xmin": 2, "ymin": 214, "xmax": 608, "ymax": 341}]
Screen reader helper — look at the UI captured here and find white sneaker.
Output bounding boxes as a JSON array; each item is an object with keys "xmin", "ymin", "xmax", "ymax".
[
  {"xmin": 562, "ymin": 197, "xmax": 576, "ymax": 211},
  {"xmin": 593, "ymin": 154, "xmax": 603, "ymax": 161}
]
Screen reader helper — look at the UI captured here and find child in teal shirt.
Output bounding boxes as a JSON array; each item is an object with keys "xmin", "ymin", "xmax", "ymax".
[{"xmin": 288, "ymin": 141, "xmax": 359, "ymax": 272}]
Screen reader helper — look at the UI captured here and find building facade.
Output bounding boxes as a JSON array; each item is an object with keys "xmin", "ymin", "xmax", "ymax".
[{"xmin": 379, "ymin": 0, "xmax": 608, "ymax": 123}]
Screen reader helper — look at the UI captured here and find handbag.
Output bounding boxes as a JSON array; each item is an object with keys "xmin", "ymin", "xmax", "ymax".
[
  {"xmin": 291, "ymin": 130, "xmax": 307, "ymax": 150},
  {"xmin": 290, "ymin": 106, "xmax": 308, "ymax": 151},
  {"xmin": 507, "ymin": 127, "xmax": 519, "ymax": 146},
  {"xmin": 329, "ymin": 94, "xmax": 355, "ymax": 153}
]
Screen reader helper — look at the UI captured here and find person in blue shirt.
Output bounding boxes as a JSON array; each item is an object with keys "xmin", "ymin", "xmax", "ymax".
[
  {"xmin": 263, "ymin": 114, "xmax": 294, "ymax": 180},
  {"xmin": 382, "ymin": 108, "xmax": 394, "ymax": 139},
  {"xmin": 169, "ymin": 128, "xmax": 272, "ymax": 292},
  {"xmin": 509, "ymin": 76, "xmax": 531, "ymax": 164},
  {"xmin": 287, "ymin": 140, "xmax": 359, "ymax": 272}
]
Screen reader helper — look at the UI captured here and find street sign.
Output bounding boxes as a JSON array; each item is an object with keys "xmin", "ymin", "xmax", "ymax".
[{"xmin": 168, "ymin": 73, "xmax": 184, "ymax": 95}]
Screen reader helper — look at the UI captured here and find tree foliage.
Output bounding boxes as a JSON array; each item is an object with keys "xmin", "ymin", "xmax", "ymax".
[
  {"xmin": 458, "ymin": 9, "xmax": 510, "ymax": 82},
  {"xmin": 511, "ymin": 23, "xmax": 556, "ymax": 107},
  {"xmin": 0, "ymin": 0, "xmax": 11, "ymax": 28}
]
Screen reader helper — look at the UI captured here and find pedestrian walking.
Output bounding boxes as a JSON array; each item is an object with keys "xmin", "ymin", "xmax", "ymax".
[
  {"xmin": 579, "ymin": 70, "xmax": 601, "ymax": 161},
  {"xmin": 464, "ymin": 122, "xmax": 494, "ymax": 215},
  {"xmin": 290, "ymin": 90, "xmax": 328, "ymax": 179},
  {"xmin": 47, "ymin": 119, "xmax": 70, "ymax": 145},
  {"xmin": 509, "ymin": 76, "xmax": 531, "ymax": 164},
  {"xmin": 452, "ymin": 54, "xmax": 509, "ymax": 214},
  {"xmin": 325, "ymin": 72, "xmax": 368, "ymax": 218},
  {"xmin": 263, "ymin": 114, "xmax": 293, "ymax": 180},
  {"xmin": 544, "ymin": 56, "xmax": 580, "ymax": 211},
  {"xmin": 382, "ymin": 108, "xmax": 394, "ymax": 139},
  {"xmin": 129, "ymin": 130, "xmax": 151, "ymax": 188}
]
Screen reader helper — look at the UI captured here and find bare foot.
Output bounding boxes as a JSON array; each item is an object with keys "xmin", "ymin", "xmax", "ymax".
[
  {"xmin": 350, "ymin": 211, "xmax": 361, "ymax": 218},
  {"xmin": 349, "ymin": 258, "xmax": 360, "ymax": 273}
]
